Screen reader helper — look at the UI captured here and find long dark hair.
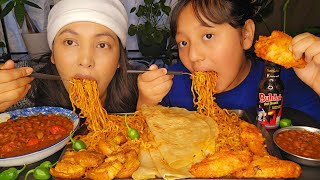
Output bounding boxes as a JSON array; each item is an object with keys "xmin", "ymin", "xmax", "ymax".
[
  {"xmin": 170, "ymin": 0, "xmax": 259, "ymax": 37},
  {"xmin": 35, "ymin": 43, "xmax": 138, "ymax": 113}
]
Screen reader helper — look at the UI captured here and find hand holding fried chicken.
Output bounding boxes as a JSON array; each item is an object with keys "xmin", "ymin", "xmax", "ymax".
[
  {"xmin": 255, "ymin": 31, "xmax": 320, "ymax": 95},
  {"xmin": 291, "ymin": 32, "xmax": 320, "ymax": 96}
]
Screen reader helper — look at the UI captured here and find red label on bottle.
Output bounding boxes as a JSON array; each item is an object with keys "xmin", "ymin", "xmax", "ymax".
[
  {"xmin": 257, "ymin": 93, "xmax": 283, "ymax": 129},
  {"xmin": 259, "ymin": 93, "xmax": 282, "ymax": 103}
]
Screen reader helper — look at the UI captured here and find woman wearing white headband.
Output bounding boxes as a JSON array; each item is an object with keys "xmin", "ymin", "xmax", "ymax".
[{"xmin": 0, "ymin": 0, "xmax": 138, "ymax": 113}]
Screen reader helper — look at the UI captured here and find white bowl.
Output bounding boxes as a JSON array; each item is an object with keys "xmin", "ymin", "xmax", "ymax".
[{"xmin": 0, "ymin": 106, "xmax": 79, "ymax": 167}]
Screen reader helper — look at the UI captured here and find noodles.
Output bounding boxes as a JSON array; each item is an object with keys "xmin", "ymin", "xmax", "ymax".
[
  {"xmin": 191, "ymin": 71, "xmax": 218, "ymax": 116},
  {"xmin": 69, "ymin": 78, "xmax": 108, "ymax": 131},
  {"xmin": 68, "ymin": 78, "xmax": 151, "ymax": 151},
  {"xmin": 191, "ymin": 72, "xmax": 242, "ymax": 151}
]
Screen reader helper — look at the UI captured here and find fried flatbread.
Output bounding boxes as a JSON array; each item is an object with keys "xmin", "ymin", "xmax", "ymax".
[
  {"xmin": 132, "ymin": 105, "xmax": 219, "ymax": 180},
  {"xmin": 254, "ymin": 31, "xmax": 306, "ymax": 68}
]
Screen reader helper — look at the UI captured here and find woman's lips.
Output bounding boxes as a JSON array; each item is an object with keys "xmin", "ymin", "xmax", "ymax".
[{"xmin": 74, "ymin": 74, "xmax": 96, "ymax": 81}]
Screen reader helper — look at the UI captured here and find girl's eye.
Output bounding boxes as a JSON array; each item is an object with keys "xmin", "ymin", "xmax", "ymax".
[
  {"xmin": 178, "ymin": 41, "xmax": 188, "ymax": 48},
  {"xmin": 97, "ymin": 43, "xmax": 110, "ymax": 49},
  {"xmin": 64, "ymin": 40, "xmax": 77, "ymax": 46},
  {"xmin": 203, "ymin": 34, "xmax": 214, "ymax": 40}
]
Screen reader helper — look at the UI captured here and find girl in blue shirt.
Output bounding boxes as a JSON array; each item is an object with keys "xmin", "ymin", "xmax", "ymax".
[{"xmin": 137, "ymin": 0, "xmax": 320, "ymax": 122}]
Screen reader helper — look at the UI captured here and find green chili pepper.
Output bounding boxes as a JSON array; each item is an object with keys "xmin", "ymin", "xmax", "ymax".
[
  {"xmin": 69, "ymin": 131, "xmax": 86, "ymax": 151},
  {"xmin": 39, "ymin": 161, "xmax": 57, "ymax": 169},
  {"xmin": 24, "ymin": 166, "xmax": 51, "ymax": 180},
  {"xmin": 0, "ymin": 164, "xmax": 26, "ymax": 180},
  {"xmin": 125, "ymin": 115, "xmax": 140, "ymax": 140}
]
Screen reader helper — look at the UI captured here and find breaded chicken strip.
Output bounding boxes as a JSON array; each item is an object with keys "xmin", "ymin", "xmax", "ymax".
[
  {"xmin": 240, "ymin": 120, "xmax": 268, "ymax": 156},
  {"xmin": 254, "ymin": 31, "xmax": 306, "ymax": 69},
  {"xmin": 233, "ymin": 155, "xmax": 302, "ymax": 178},
  {"xmin": 190, "ymin": 150, "xmax": 252, "ymax": 178}
]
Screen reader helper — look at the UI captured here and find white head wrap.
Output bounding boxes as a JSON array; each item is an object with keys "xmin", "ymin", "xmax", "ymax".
[{"xmin": 47, "ymin": 0, "xmax": 128, "ymax": 49}]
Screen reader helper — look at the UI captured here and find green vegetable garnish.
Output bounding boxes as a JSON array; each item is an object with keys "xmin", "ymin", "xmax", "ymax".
[
  {"xmin": 24, "ymin": 161, "xmax": 56, "ymax": 180},
  {"xmin": 39, "ymin": 161, "xmax": 57, "ymax": 169},
  {"xmin": 125, "ymin": 115, "xmax": 140, "ymax": 140},
  {"xmin": 279, "ymin": 118, "xmax": 292, "ymax": 128},
  {"xmin": 69, "ymin": 131, "xmax": 86, "ymax": 151},
  {"xmin": 0, "ymin": 164, "xmax": 26, "ymax": 180},
  {"xmin": 24, "ymin": 166, "xmax": 51, "ymax": 180}
]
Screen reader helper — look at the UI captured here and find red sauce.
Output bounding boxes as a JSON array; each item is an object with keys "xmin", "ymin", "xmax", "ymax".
[
  {"xmin": 0, "ymin": 114, "xmax": 74, "ymax": 158},
  {"xmin": 275, "ymin": 130, "xmax": 320, "ymax": 159}
]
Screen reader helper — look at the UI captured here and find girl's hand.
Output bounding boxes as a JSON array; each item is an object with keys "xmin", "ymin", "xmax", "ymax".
[
  {"xmin": 0, "ymin": 60, "xmax": 34, "ymax": 112},
  {"xmin": 136, "ymin": 64, "xmax": 173, "ymax": 109},
  {"xmin": 292, "ymin": 33, "xmax": 320, "ymax": 95}
]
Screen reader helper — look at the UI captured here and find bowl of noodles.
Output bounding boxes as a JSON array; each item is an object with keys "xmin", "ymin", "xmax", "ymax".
[{"xmin": 0, "ymin": 106, "xmax": 79, "ymax": 167}]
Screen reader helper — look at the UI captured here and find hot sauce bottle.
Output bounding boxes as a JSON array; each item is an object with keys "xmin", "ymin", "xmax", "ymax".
[{"xmin": 256, "ymin": 62, "xmax": 284, "ymax": 129}]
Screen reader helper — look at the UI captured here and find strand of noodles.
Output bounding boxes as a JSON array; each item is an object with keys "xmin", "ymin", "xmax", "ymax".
[
  {"xmin": 191, "ymin": 72, "xmax": 242, "ymax": 151},
  {"xmin": 69, "ymin": 78, "xmax": 110, "ymax": 131},
  {"xmin": 191, "ymin": 72, "xmax": 217, "ymax": 116}
]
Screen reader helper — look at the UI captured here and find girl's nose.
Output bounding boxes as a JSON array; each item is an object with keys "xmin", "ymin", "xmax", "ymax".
[
  {"xmin": 78, "ymin": 46, "xmax": 94, "ymax": 68},
  {"xmin": 188, "ymin": 43, "xmax": 204, "ymax": 62}
]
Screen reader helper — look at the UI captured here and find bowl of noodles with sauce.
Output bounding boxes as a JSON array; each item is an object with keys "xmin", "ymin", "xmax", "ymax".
[{"xmin": 0, "ymin": 106, "xmax": 79, "ymax": 167}]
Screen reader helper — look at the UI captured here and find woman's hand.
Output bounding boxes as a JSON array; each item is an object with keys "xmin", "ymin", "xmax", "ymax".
[
  {"xmin": 292, "ymin": 33, "xmax": 320, "ymax": 95},
  {"xmin": 136, "ymin": 64, "xmax": 173, "ymax": 110},
  {"xmin": 0, "ymin": 60, "xmax": 34, "ymax": 112}
]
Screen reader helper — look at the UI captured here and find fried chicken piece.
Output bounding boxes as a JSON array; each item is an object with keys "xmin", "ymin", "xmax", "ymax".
[
  {"xmin": 50, "ymin": 151, "xmax": 86, "ymax": 178},
  {"xmin": 239, "ymin": 120, "xmax": 268, "ymax": 156},
  {"xmin": 254, "ymin": 31, "xmax": 306, "ymax": 69},
  {"xmin": 190, "ymin": 150, "xmax": 252, "ymax": 178},
  {"xmin": 50, "ymin": 162, "xmax": 86, "ymax": 179},
  {"xmin": 86, "ymin": 160, "xmax": 123, "ymax": 180},
  {"xmin": 74, "ymin": 150, "xmax": 105, "ymax": 168},
  {"xmin": 115, "ymin": 150, "xmax": 141, "ymax": 178},
  {"xmin": 50, "ymin": 150, "xmax": 106, "ymax": 179},
  {"xmin": 233, "ymin": 155, "xmax": 302, "ymax": 178}
]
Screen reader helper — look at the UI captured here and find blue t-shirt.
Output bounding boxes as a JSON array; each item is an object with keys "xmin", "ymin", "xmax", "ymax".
[{"xmin": 161, "ymin": 60, "xmax": 320, "ymax": 122}]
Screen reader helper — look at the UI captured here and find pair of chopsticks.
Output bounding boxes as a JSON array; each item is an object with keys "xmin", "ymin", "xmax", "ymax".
[
  {"xmin": 127, "ymin": 69, "xmax": 191, "ymax": 75},
  {"xmin": 29, "ymin": 73, "xmax": 74, "ymax": 83},
  {"xmin": 29, "ymin": 70, "xmax": 191, "ymax": 81}
]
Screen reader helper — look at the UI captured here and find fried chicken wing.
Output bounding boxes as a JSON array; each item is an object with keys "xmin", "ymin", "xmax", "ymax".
[
  {"xmin": 190, "ymin": 150, "xmax": 252, "ymax": 178},
  {"xmin": 86, "ymin": 160, "xmax": 123, "ymax": 180},
  {"xmin": 50, "ymin": 150, "xmax": 85, "ymax": 178},
  {"xmin": 233, "ymin": 155, "xmax": 302, "ymax": 178},
  {"xmin": 254, "ymin": 31, "xmax": 306, "ymax": 68},
  {"xmin": 115, "ymin": 150, "xmax": 140, "ymax": 178},
  {"xmin": 74, "ymin": 150, "xmax": 105, "ymax": 168},
  {"xmin": 50, "ymin": 162, "xmax": 86, "ymax": 179},
  {"xmin": 240, "ymin": 120, "xmax": 268, "ymax": 156}
]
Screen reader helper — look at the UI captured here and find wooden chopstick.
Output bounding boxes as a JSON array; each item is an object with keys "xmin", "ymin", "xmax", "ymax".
[{"xmin": 127, "ymin": 70, "xmax": 191, "ymax": 75}]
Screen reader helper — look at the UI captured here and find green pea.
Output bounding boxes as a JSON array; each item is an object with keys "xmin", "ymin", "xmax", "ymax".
[
  {"xmin": 69, "ymin": 131, "xmax": 86, "ymax": 151},
  {"xmin": 0, "ymin": 164, "xmax": 26, "ymax": 180},
  {"xmin": 125, "ymin": 115, "xmax": 140, "ymax": 140}
]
